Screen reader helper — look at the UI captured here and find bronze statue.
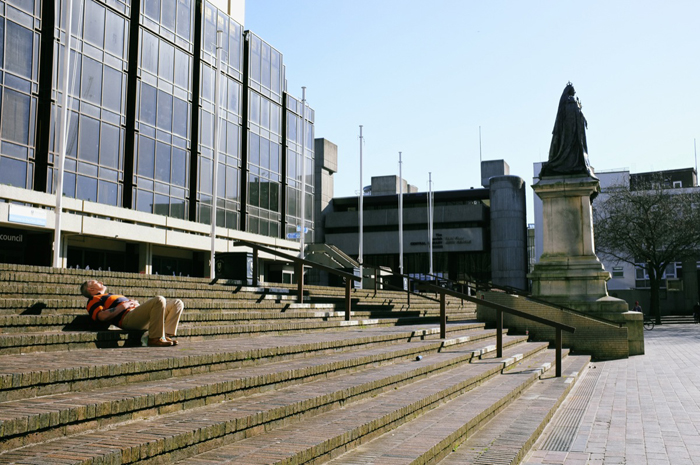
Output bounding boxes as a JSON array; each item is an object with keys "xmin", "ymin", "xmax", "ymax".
[{"xmin": 540, "ymin": 82, "xmax": 595, "ymax": 178}]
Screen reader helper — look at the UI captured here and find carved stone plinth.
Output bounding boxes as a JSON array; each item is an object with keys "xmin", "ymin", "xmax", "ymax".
[{"xmin": 530, "ymin": 175, "xmax": 643, "ymax": 356}]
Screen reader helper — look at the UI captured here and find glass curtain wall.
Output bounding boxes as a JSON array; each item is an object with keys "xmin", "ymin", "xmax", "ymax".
[
  {"xmin": 0, "ymin": 1, "xmax": 40, "ymax": 189},
  {"xmin": 49, "ymin": 0, "xmax": 129, "ymax": 205},
  {"xmin": 196, "ymin": 1, "xmax": 242, "ymax": 228},
  {"xmin": 245, "ymin": 33, "xmax": 282, "ymax": 238},
  {"xmin": 132, "ymin": 0, "xmax": 193, "ymax": 218},
  {"xmin": 285, "ymin": 95, "xmax": 315, "ymax": 243}
]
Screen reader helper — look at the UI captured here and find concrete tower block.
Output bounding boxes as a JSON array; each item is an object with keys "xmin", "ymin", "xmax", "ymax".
[{"xmin": 489, "ymin": 175, "xmax": 527, "ymax": 290}]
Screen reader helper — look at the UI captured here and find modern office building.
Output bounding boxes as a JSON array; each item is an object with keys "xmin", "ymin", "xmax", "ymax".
[
  {"xmin": 323, "ymin": 161, "xmax": 529, "ymax": 290},
  {"xmin": 0, "ymin": 0, "xmax": 317, "ymax": 276}
]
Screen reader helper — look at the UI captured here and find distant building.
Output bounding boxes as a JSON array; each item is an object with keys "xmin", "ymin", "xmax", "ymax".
[{"xmin": 323, "ymin": 161, "xmax": 529, "ymax": 290}]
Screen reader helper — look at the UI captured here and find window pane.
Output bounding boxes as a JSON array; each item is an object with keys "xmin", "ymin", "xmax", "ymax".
[
  {"xmin": 260, "ymin": 138, "xmax": 269, "ymax": 169},
  {"xmin": 270, "ymin": 142, "xmax": 280, "ymax": 173},
  {"xmin": 144, "ymin": 0, "xmax": 160, "ymax": 21},
  {"xmin": 200, "ymin": 111, "xmax": 212, "ymax": 146},
  {"xmin": 65, "ymin": 111, "xmax": 79, "ymax": 157},
  {"xmin": 156, "ymin": 90, "xmax": 172, "ymax": 131},
  {"xmin": 249, "ymin": 133, "xmax": 259, "ymax": 165},
  {"xmin": 271, "ymin": 50, "xmax": 281, "ymax": 94},
  {"xmin": 98, "ymin": 181, "xmax": 118, "ymax": 205},
  {"xmin": 260, "ymin": 98, "xmax": 269, "ymax": 130},
  {"xmin": 140, "ymin": 83, "xmax": 157, "ymax": 126},
  {"xmin": 159, "ymin": 41, "xmax": 174, "ymax": 82},
  {"xmin": 225, "ymin": 165, "xmax": 237, "ymax": 200},
  {"xmin": 78, "ymin": 116, "xmax": 99, "ymax": 163},
  {"xmin": 172, "ymin": 97, "xmax": 188, "ymax": 137},
  {"xmin": 227, "ymin": 79, "xmax": 239, "ymax": 113},
  {"xmin": 0, "ymin": 156, "xmax": 26, "ymax": 187},
  {"xmin": 259, "ymin": 178, "xmax": 269, "ymax": 210},
  {"xmin": 84, "ymin": 0, "xmax": 105, "ymax": 47},
  {"xmin": 155, "ymin": 141, "xmax": 170, "ymax": 182},
  {"xmin": 200, "ymin": 157, "xmax": 212, "ymax": 194},
  {"xmin": 249, "ymin": 92, "xmax": 259, "ymax": 124},
  {"xmin": 162, "ymin": 0, "xmax": 176, "ymax": 30},
  {"xmin": 102, "ymin": 66, "xmax": 122, "ymax": 112},
  {"xmin": 99, "ymin": 123, "xmax": 119, "ymax": 168},
  {"xmin": 154, "ymin": 194, "xmax": 169, "ymax": 216},
  {"xmin": 141, "ymin": 31, "xmax": 158, "ymax": 75},
  {"xmin": 171, "ymin": 147, "xmax": 187, "ymax": 187},
  {"xmin": 226, "ymin": 122, "xmax": 238, "ymax": 157},
  {"xmin": 5, "ymin": 21, "xmax": 32, "ymax": 78},
  {"xmin": 136, "ymin": 189, "xmax": 153, "ymax": 213},
  {"xmin": 81, "ymin": 56, "xmax": 103, "ymax": 105},
  {"xmin": 176, "ymin": 0, "xmax": 191, "ymax": 40},
  {"xmin": 1, "ymin": 89, "xmax": 30, "ymax": 144},
  {"xmin": 261, "ymin": 43, "xmax": 271, "ymax": 88},
  {"xmin": 270, "ymin": 182, "xmax": 278, "ymax": 212},
  {"xmin": 248, "ymin": 173, "xmax": 259, "ymax": 206},
  {"xmin": 137, "ymin": 136, "xmax": 155, "ymax": 178},
  {"xmin": 104, "ymin": 10, "xmax": 125, "ymax": 58},
  {"xmin": 174, "ymin": 49, "xmax": 189, "ymax": 89},
  {"xmin": 76, "ymin": 175, "xmax": 97, "ymax": 202}
]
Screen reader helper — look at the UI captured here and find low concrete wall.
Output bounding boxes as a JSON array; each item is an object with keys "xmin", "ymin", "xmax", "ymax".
[{"xmin": 476, "ymin": 291, "xmax": 630, "ymax": 360}]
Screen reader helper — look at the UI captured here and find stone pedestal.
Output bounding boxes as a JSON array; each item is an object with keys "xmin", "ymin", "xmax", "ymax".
[{"xmin": 529, "ymin": 175, "xmax": 644, "ymax": 356}]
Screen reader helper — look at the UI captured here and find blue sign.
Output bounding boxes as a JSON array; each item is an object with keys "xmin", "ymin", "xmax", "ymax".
[{"xmin": 286, "ymin": 232, "xmax": 301, "ymax": 239}]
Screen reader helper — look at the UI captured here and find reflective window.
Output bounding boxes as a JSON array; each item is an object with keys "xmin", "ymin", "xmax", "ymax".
[{"xmin": 51, "ymin": 1, "xmax": 128, "ymax": 205}]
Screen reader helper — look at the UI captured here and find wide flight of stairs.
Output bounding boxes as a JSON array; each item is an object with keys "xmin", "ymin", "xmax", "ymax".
[{"xmin": 0, "ymin": 263, "xmax": 589, "ymax": 464}]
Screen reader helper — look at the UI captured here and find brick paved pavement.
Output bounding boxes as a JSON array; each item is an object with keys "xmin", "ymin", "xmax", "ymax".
[{"xmin": 524, "ymin": 324, "xmax": 700, "ymax": 465}]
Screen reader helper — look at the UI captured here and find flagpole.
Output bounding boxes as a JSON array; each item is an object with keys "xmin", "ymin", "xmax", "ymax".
[
  {"xmin": 209, "ymin": 30, "xmax": 223, "ymax": 279},
  {"xmin": 428, "ymin": 172, "xmax": 433, "ymax": 278},
  {"xmin": 359, "ymin": 126, "xmax": 364, "ymax": 282},
  {"xmin": 53, "ymin": 0, "xmax": 75, "ymax": 268},
  {"xmin": 398, "ymin": 152, "xmax": 403, "ymax": 276},
  {"xmin": 300, "ymin": 87, "xmax": 307, "ymax": 258}
]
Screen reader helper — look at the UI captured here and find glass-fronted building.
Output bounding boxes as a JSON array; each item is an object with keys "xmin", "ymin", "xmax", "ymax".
[{"xmin": 0, "ymin": 0, "xmax": 314, "ymax": 276}]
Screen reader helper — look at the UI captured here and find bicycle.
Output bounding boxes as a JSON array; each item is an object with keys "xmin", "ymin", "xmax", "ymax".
[{"xmin": 643, "ymin": 315, "xmax": 655, "ymax": 331}]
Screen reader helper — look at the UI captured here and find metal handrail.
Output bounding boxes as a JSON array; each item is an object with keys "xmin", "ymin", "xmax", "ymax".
[
  {"xmin": 229, "ymin": 239, "xmax": 361, "ymax": 320},
  {"xmin": 417, "ymin": 282, "xmax": 575, "ymax": 377}
]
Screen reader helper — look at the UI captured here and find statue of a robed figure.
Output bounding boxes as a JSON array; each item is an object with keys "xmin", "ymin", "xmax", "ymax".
[
  {"xmin": 540, "ymin": 82, "xmax": 595, "ymax": 178},
  {"xmin": 527, "ymin": 82, "xmax": 644, "ymax": 358}
]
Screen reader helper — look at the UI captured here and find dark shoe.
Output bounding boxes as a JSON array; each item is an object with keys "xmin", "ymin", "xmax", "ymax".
[
  {"xmin": 165, "ymin": 334, "xmax": 178, "ymax": 346},
  {"xmin": 148, "ymin": 337, "xmax": 174, "ymax": 347}
]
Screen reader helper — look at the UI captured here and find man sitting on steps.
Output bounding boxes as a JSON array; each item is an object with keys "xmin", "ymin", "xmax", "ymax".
[{"xmin": 80, "ymin": 280, "xmax": 183, "ymax": 347}]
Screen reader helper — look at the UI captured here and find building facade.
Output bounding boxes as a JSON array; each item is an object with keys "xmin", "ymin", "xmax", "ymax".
[
  {"xmin": 0, "ymin": 0, "xmax": 316, "ymax": 276},
  {"xmin": 323, "ymin": 161, "xmax": 529, "ymax": 290}
]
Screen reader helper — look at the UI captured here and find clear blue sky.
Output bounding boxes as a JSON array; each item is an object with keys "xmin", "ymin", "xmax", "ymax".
[{"xmin": 246, "ymin": 1, "xmax": 700, "ymax": 223}]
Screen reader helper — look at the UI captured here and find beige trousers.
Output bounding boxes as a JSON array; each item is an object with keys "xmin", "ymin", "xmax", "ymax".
[{"xmin": 120, "ymin": 296, "xmax": 183, "ymax": 338}]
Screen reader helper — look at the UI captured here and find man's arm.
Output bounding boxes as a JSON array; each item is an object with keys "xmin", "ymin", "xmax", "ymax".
[{"xmin": 96, "ymin": 300, "xmax": 139, "ymax": 322}]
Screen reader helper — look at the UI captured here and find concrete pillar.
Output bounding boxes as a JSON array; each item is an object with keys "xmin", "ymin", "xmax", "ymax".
[
  {"xmin": 489, "ymin": 175, "xmax": 528, "ymax": 290},
  {"xmin": 139, "ymin": 243, "xmax": 152, "ymax": 274}
]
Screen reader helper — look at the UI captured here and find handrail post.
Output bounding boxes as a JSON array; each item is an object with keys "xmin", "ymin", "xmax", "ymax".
[
  {"xmin": 345, "ymin": 278, "xmax": 352, "ymax": 321},
  {"xmin": 556, "ymin": 328, "xmax": 562, "ymax": 377},
  {"xmin": 297, "ymin": 261, "xmax": 304, "ymax": 303},
  {"xmin": 374, "ymin": 267, "xmax": 378, "ymax": 294},
  {"xmin": 407, "ymin": 277, "xmax": 411, "ymax": 306},
  {"xmin": 252, "ymin": 247, "xmax": 258, "ymax": 286},
  {"xmin": 497, "ymin": 309, "xmax": 503, "ymax": 358},
  {"xmin": 440, "ymin": 291, "xmax": 446, "ymax": 339}
]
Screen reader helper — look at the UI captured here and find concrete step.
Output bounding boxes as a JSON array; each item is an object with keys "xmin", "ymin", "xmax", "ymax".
[
  {"xmin": 0, "ymin": 327, "xmax": 505, "ymax": 450},
  {"xmin": 0, "ymin": 339, "xmax": 542, "ymax": 464},
  {"xmin": 174, "ymin": 342, "xmax": 552, "ymax": 465},
  {"xmin": 439, "ymin": 355, "xmax": 590, "ymax": 465},
  {"xmin": 0, "ymin": 322, "xmax": 482, "ymax": 402}
]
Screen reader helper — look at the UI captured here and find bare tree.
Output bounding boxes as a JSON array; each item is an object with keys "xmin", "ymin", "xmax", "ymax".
[{"xmin": 594, "ymin": 176, "xmax": 700, "ymax": 324}]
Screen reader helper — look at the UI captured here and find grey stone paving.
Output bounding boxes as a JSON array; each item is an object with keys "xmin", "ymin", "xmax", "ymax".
[{"xmin": 524, "ymin": 324, "xmax": 700, "ymax": 465}]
